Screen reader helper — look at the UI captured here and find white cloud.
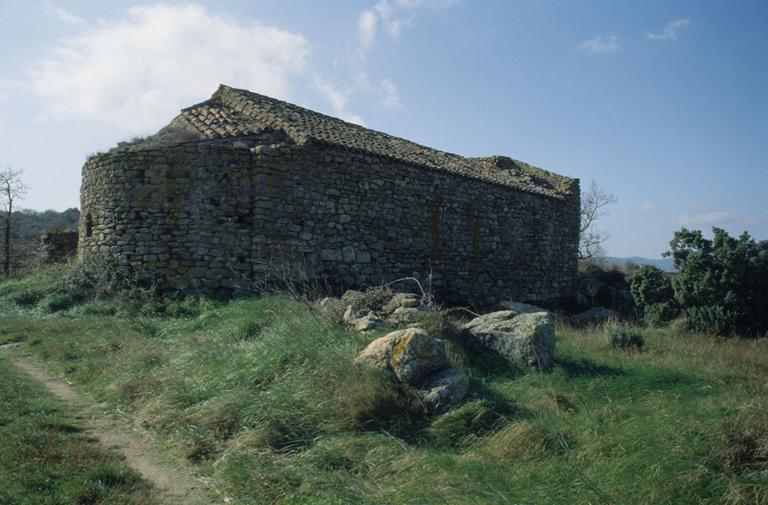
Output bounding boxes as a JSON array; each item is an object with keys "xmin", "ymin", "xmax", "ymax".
[
  {"xmin": 42, "ymin": 0, "xmax": 87, "ymax": 25},
  {"xmin": 648, "ymin": 18, "xmax": 691, "ymax": 41},
  {"xmin": 30, "ymin": 4, "xmax": 310, "ymax": 134},
  {"xmin": 0, "ymin": 78, "xmax": 20, "ymax": 105},
  {"xmin": 358, "ymin": 10, "xmax": 378, "ymax": 49},
  {"xmin": 578, "ymin": 35, "xmax": 620, "ymax": 55},
  {"xmin": 675, "ymin": 210, "xmax": 736, "ymax": 226},
  {"xmin": 357, "ymin": 0, "xmax": 459, "ymax": 50},
  {"xmin": 381, "ymin": 78, "xmax": 400, "ymax": 108},
  {"xmin": 353, "ymin": 0, "xmax": 459, "ymax": 110},
  {"xmin": 375, "ymin": 1, "xmax": 412, "ymax": 38},
  {"xmin": 312, "ymin": 76, "xmax": 366, "ymax": 126}
]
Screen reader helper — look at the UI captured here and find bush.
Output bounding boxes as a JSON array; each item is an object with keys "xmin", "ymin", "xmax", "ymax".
[
  {"xmin": 629, "ymin": 265, "xmax": 675, "ymax": 325},
  {"xmin": 666, "ymin": 228, "xmax": 768, "ymax": 337},
  {"xmin": 606, "ymin": 324, "xmax": 644, "ymax": 351},
  {"xmin": 642, "ymin": 302, "xmax": 678, "ymax": 327},
  {"xmin": 48, "ymin": 254, "xmax": 158, "ymax": 314},
  {"xmin": 685, "ymin": 305, "xmax": 738, "ymax": 336}
]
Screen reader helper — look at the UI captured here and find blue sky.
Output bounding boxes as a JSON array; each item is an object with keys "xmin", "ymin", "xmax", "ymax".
[{"xmin": 0, "ymin": 0, "xmax": 766, "ymax": 258}]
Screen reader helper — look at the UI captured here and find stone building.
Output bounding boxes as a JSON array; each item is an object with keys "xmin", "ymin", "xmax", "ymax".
[{"xmin": 79, "ymin": 85, "xmax": 580, "ymax": 306}]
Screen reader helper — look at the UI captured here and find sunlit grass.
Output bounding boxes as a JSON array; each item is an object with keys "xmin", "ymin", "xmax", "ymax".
[{"xmin": 1, "ymin": 266, "xmax": 767, "ymax": 504}]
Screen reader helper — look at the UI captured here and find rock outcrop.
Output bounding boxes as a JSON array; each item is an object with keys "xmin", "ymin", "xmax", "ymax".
[
  {"xmin": 572, "ymin": 307, "xmax": 615, "ymax": 326},
  {"xmin": 462, "ymin": 308, "xmax": 555, "ymax": 369},
  {"xmin": 355, "ymin": 328, "xmax": 468, "ymax": 413}
]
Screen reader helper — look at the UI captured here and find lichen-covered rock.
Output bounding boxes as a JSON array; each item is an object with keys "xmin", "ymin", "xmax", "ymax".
[
  {"xmin": 463, "ymin": 310, "xmax": 555, "ymax": 369},
  {"xmin": 354, "ymin": 328, "xmax": 449, "ymax": 385},
  {"xmin": 343, "ymin": 304, "xmax": 366, "ymax": 324},
  {"xmin": 416, "ymin": 368, "xmax": 469, "ymax": 413},
  {"xmin": 387, "ymin": 306, "xmax": 434, "ymax": 326},
  {"xmin": 498, "ymin": 301, "xmax": 547, "ymax": 315},
  {"xmin": 350, "ymin": 313, "xmax": 384, "ymax": 332},
  {"xmin": 572, "ymin": 307, "xmax": 615, "ymax": 326},
  {"xmin": 383, "ymin": 293, "xmax": 421, "ymax": 314},
  {"xmin": 341, "ymin": 290, "xmax": 365, "ymax": 303}
]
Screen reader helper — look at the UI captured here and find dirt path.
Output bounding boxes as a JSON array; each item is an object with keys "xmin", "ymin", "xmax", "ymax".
[{"xmin": 3, "ymin": 349, "xmax": 213, "ymax": 505}]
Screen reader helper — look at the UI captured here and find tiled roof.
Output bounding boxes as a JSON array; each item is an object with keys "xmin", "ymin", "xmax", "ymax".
[{"xmin": 177, "ymin": 85, "xmax": 576, "ymax": 198}]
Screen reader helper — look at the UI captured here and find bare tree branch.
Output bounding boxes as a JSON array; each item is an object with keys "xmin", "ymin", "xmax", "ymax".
[
  {"xmin": 0, "ymin": 166, "xmax": 28, "ymax": 277},
  {"xmin": 579, "ymin": 180, "xmax": 617, "ymax": 260}
]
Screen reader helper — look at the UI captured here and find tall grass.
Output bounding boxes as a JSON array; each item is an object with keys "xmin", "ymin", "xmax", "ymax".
[
  {"xmin": 0, "ymin": 358, "xmax": 157, "ymax": 505},
  {"xmin": 1, "ymin": 266, "xmax": 767, "ymax": 503}
]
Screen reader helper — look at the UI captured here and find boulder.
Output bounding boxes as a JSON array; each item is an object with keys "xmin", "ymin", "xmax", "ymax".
[
  {"xmin": 572, "ymin": 307, "xmax": 615, "ymax": 326},
  {"xmin": 498, "ymin": 301, "xmax": 547, "ymax": 315},
  {"xmin": 354, "ymin": 328, "xmax": 449, "ymax": 385},
  {"xmin": 343, "ymin": 304, "xmax": 367, "ymax": 324},
  {"xmin": 387, "ymin": 306, "xmax": 434, "ymax": 326},
  {"xmin": 383, "ymin": 293, "xmax": 421, "ymax": 314},
  {"xmin": 416, "ymin": 368, "xmax": 469, "ymax": 414},
  {"xmin": 341, "ymin": 290, "xmax": 365, "ymax": 303},
  {"xmin": 462, "ymin": 310, "xmax": 555, "ymax": 369},
  {"xmin": 350, "ymin": 313, "xmax": 384, "ymax": 332}
]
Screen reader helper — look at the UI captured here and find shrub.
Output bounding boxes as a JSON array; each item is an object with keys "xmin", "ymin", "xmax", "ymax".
[
  {"xmin": 606, "ymin": 324, "xmax": 644, "ymax": 351},
  {"xmin": 49, "ymin": 254, "xmax": 157, "ymax": 314},
  {"xmin": 643, "ymin": 302, "xmax": 679, "ymax": 327},
  {"xmin": 666, "ymin": 228, "xmax": 768, "ymax": 336},
  {"xmin": 629, "ymin": 265, "xmax": 674, "ymax": 306},
  {"xmin": 685, "ymin": 305, "xmax": 738, "ymax": 336}
]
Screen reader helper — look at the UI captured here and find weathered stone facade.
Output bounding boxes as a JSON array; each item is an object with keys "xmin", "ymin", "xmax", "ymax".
[
  {"xmin": 79, "ymin": 85, "xmax": 580, "ymax": 306},
  {"xmin": 40, "ymin": 230, "xmax": 78, "ymax": 264}
]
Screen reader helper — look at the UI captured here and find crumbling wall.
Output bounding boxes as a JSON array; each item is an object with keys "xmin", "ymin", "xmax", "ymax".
[
  {"xmin": 40, "ymin": 230, "xmax": 79, "ymax": 264},
  {"xmin": 79, "ymin": 139, "xmax": 579, "ymax": 306}
]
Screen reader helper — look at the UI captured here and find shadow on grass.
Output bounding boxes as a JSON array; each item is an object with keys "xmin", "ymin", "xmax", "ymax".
[
  {"xmin": 555, "ymin": 357, "xmax": 627, "ymax": 379},
  {"xmin": 469, "ymin": 380, "xmax": 532, "ymax": 420}
]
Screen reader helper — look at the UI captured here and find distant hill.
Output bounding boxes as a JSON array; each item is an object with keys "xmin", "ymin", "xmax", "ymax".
[{"xmin": 605, "ymin": 256, "xmax": 676, "ymax": 272}]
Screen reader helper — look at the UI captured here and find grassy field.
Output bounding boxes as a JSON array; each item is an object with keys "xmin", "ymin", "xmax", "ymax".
[
  {"xmin": 1, "ymin": 265, "xmax": 767, "ymax": 504},
  {"xmin": 0, "ymin": 355, "xmax": 157, "ymax": 505}
]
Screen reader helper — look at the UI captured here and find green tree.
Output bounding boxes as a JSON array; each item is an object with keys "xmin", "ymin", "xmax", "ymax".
[
  {"xmin": 628, "ymin": 265, "xmax": 676, "ymax": 325},
  {"xmin": 665, "ymin": 227, "xmax": 768, "ymax": 336},
  {"xmin": 629, "ymin": 265, "xmax": 673, "ymax": 308}
]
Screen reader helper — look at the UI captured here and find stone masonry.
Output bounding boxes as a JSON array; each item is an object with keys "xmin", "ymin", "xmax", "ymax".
[
  {"xmin": 79, "ymin": 85, "xmax": 580, "ymax": 306},
  {"xmin": 40, "ymin": 230, "xmax": 78, "ymax": 264}
]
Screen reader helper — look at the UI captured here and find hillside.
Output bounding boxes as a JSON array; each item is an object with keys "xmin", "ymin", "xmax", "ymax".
[
  {"xmin": 0, "ymin": 265, "xmax": 766, "ymax": 504},
  {"xmin": 605, "ymin": 256, "xmax": 676, "ymax": 272}
]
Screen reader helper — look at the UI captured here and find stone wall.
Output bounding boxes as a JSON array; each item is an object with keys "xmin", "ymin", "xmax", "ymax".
[
  {"xmin": 40, "ymin": 230, "xmax": 78, "ymax": 264},
  {"xmin": 79, "ymin": 138, "xmax": 579, "ymax": 306}
]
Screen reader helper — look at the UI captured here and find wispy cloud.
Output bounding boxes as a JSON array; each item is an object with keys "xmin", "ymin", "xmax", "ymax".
[
  {"xmin": 648, "ymin": 18, "xmax": 691, "ymax": 41},
  {"xmin": 353, "ymin": 0, "xmax": 459, "ymax": 110},
  {"xmin": 381, "ymin": 78, "xmax": 400, "ymax": 109},
  {"xmin": 42, "ymin": 0, "xmax": 87, "ymax": 25},
  {"xmin": 675, "ymin": 210, "xmax": 736, "ymax": 226},
  {"xmin": 30, "ymin": 4, "xmax": 309, "ymax": 134},
  {"xmin": 356, "ymin": 0, "xmax": 459, "ymax": 51},
  {"xmin": 578, "ymin": 35, "xmax": 620, "ymax": 55},
  {"xmin": 357, "ymin": 9, "xmax": 377, "ymax": 50},
  {"xmin": 312, "ymin": 75, "xmax": 365, "ymax": 125}
]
